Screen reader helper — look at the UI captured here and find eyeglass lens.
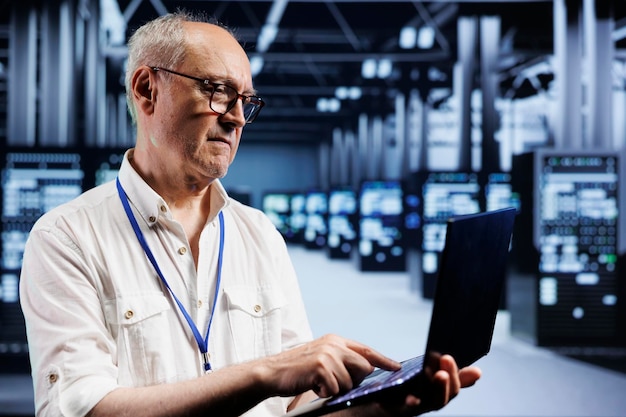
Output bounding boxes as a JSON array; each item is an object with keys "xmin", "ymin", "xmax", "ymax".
[{"xmin": 209, "ymin": 84, "xmax": 262, "ymax": 123}]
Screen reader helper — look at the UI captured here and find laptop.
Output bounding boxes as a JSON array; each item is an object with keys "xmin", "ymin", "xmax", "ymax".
[{"xmin": 283, "ymin": 207, "xmax": 517, "ymax": 417}]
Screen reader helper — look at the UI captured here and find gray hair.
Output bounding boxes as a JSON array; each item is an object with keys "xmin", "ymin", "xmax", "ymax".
[{"xmin": 125, "ymin": 10, "xmax": 236, "ymax": 124}]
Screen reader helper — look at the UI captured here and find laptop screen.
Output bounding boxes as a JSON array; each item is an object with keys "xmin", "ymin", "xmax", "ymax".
[{"xmin": 425, "ymin": 207, "xmax": 516, "ymax": 368}]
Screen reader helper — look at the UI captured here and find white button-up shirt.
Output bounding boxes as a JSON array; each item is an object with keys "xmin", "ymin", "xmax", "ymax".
[{"xmin": 19, "ymin": 151, "xmax": 313, "ymax": 417}]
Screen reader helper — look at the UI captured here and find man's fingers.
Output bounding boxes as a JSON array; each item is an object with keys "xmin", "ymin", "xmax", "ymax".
[
  {"xmin": 459, "ymin": 365, "xmax": 482, "ymax": 387},
  {"xmin": 439, "ymin": 355, "xmax": 461, "ymax": 397},
  {"xmin": 344, "ymin": 338, "xmax": 401, "ymax": 371}
]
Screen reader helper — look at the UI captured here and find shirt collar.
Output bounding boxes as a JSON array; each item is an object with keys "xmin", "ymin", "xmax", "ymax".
[{"xmin": 117, "ymin": 149, "xmax": 229, "ymax": 227}]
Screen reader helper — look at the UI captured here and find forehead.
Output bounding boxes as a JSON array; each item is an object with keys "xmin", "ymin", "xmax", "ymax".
[{"xmin": 182, "ymin": 22, "xmax": 252, "ymax": 89}]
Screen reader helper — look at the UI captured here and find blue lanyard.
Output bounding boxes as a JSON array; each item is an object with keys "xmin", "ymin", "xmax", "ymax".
[{"xmin": 116, "ymin": 178, "xmax": 224, "ymax": 373}]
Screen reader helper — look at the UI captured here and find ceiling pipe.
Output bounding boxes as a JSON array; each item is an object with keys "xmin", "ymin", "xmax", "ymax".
[{"xmin": 252, "ymin": 0, "xmax": 289, "ymax": 75}]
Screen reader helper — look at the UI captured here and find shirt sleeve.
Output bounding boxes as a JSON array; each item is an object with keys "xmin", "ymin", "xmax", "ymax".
[{"xmin": 20, "ymin": 221, "xmax": 119, "ymax": 417}]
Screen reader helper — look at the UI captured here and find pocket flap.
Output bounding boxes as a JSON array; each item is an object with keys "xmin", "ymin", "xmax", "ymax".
[
  {"xmin": 223, "ymin": 286, "xmax": 285, "ymax": 317},
  {"xmin": 103, "ymin": 293, "xmax": 170, "ymax": 325}
]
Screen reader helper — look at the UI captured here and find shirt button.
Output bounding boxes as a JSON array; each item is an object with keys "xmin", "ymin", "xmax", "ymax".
[
  {"xmin": 148, "ymin": 216, "xmax": 156, "ymax": 222},
  {"xmin": 124, "ymin": 310, "xmax": 134, "ymax": 319},
  {"xmin": 160, "ymin": 205, "xmax": 167, "ymax": 213},
  {"xmin": 197, "ymin": 300, "xmax": 203, "ymax": 308},
  {"xmin": 178, "ymin": 247, "xmax": 187, "ymax": 255},
  {"xmin": 254, "ymin": 304, "xmax": 262, "ymax": 313},
  {"xmin": 49, "ymin": 374, "xmax": 58, "ymax": 384}
]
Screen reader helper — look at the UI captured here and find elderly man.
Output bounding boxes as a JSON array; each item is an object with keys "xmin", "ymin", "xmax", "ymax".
[{"xmin": 20, "ymin": 11, "xmax": 480, "ymax": 417}]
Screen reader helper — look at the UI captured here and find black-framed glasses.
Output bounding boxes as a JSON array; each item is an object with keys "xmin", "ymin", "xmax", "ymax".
[{"xmin": 151, "ymin": 66, "xmax": 265, "ymax": 123}]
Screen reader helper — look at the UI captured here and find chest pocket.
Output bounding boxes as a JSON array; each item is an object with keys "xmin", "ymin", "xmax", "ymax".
[
  {"xmin": 103, "ymin": 293, "xmax": 179, "ymax": 386},
  {"xmin": 223, "ymin": 286, "xmax": 286, "ymax": 362}
]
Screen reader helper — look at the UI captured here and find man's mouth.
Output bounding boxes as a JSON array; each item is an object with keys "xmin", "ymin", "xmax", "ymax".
[{"xmin": 208, "ymin": 137, "xmax": 230, "ymax": 146}]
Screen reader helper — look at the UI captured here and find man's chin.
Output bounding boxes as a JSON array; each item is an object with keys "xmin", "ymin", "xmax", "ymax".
[
  {"xmin": 206, "ymin": 165, "xmax": 228, "ymax": 180},
  {"xmin": 198, "ymin": 154, "xmax": 230, "ymax": 179}
]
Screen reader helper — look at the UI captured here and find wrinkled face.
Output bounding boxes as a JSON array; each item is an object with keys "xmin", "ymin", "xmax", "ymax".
[{"xmin": 147, "ymin": 23, "xmax": 254, "ymax": 182}]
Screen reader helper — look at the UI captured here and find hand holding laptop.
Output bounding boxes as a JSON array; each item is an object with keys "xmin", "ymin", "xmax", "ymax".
[
  {"xmin": 336, "ymin": 353, "xmax": 481, "ymax": 417},
  {"xmin": 399, "ymin": 354, "xmax": 481, "ymax": 415}
]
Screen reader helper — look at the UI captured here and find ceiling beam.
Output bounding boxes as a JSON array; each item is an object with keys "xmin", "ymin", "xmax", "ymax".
[
  {"xmin": 325, "ymin": 1, "xmax": 362, "ymax": 51},
  {"xmin": 249, "ymin": 51, "xmax": 451, "ymax": 62}
]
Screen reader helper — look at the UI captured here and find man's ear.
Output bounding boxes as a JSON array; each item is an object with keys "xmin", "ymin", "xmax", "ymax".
[{"xmin": 131, "ymin": 66, "xmax": 156, "ymax": 116}]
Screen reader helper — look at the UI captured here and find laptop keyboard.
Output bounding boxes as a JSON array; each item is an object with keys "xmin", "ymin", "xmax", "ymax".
[{"xmin": 326, "ymin": 355, "xmax": 425, "ymax": 405}]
